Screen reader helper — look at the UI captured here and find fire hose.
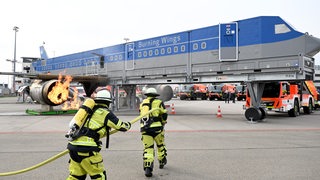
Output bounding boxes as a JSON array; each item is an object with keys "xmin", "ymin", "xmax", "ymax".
[{"xmin": 0, "ymin": 108, "xmax": 162, "ymax": 176}]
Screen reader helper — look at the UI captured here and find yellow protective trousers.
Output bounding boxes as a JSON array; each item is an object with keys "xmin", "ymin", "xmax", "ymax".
[
  {"xmin": 67, "ymin": 151, "xmax": 106, "ymax": 180},
  {"xmin": 141, "ymin": 130, "xmax": 167, "ymax": 168}
]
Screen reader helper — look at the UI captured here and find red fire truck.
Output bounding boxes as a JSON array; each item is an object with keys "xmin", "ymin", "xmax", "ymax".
[{"xmin": 245, "ymin": 81, "xmax": 316, "ymax": 119}]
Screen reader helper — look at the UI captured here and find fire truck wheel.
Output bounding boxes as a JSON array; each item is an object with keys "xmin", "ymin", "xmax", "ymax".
[
  {"xmin": 201, "ymin": 96, "xmax": 207, "ymax": 100},
  {"xmin": 303, "ymin": 99, "xmax": 313, "ymax": 114},
  {"xmin": 180, "ymin": 95, "xmax": 187, "ymax": 100},
  {"xmin": 259, "ymin": 107, "xmax": 266, "ymax": 121},
  {"xmin": 288, "ymin": 99, "xmax": 299, "ymax": 117},
  {"xmin": 191, "ymin": 97, "xmax": 197, "ymax": 100},
  {"xmin": 245, "ymin": 107, "xmax": 262, "ymax": 121}
]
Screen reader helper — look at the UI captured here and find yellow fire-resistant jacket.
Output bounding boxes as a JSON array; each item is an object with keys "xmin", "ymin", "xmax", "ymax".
[
  {"xmin": 139, "ymin": 97, "xmax": 168, "ymax": 131},
  {"xmin": 68, "ymin": 103, "xmax": 129, "ymax": 151}
]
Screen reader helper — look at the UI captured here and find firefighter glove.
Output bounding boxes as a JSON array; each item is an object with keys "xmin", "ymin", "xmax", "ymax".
[{"xmin": 119, "ymin": 122, "xmax": 131, "ymax": 131}]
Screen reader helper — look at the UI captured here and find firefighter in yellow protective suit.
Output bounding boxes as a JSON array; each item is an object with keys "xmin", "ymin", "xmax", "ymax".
[
  {"xmin": 66, "ymin": 90, "xmax": 131, "ymax": 180},
  {"xmin": 139, "ymin": 88, "xmax": 168, "ymax": 177}
]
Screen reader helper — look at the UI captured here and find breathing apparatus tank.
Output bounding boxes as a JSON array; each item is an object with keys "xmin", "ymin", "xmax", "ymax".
[
  {"xmin": 141, "ymin": 88, "xmax": 158, "ymax": 126},
  {"xmin": 65, "ymin": 98, "xmax": 95, "ymax": 140},
  {"xmin": 141, "ymin": 99, "xmax": 151, "ymax": 121}
]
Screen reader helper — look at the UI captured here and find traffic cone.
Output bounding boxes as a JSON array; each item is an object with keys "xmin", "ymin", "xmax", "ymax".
[
  {"xmin": 171, "ymin": 103, "xmax": 176, "ymax": 115},
  {"xmin": 216, "ymin": 105, "xmax": 222, "ymax": 118}
]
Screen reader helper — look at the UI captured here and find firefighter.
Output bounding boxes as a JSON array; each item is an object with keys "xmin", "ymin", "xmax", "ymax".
[
  {"xmin": 66, "ymin": 90, "xmax": 131, "ymax": 180},
  {"xmin": 139, "ymin": 88, "xmax": 168, "ymax": 177}
]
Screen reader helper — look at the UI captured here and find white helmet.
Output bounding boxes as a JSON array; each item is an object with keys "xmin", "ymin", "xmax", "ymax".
[
  {"xmin": 144, "ymin": 88, "xmax": 159, "ymax": 97},
  {"xmin": 95, "ymin": 90, "xmax": 112, "ymax": 102}
]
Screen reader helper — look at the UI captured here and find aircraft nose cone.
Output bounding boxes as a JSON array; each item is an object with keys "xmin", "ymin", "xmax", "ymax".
[{"xmin": 305, "ymin": 34, "xmax": 320, "ymax": 57}]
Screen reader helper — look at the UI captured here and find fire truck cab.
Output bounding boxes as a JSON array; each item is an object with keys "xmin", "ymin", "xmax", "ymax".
[
  {"xmin": 178, "ymin": 84, "xmax": 208, "ymax": 100},
  {"xmin": 245, "ymin": 81, "xmax": 315, "ymax": 121}
]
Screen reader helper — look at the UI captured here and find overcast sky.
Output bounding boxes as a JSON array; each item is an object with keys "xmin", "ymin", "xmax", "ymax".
[{"xmin": 1, "ymin": 0, "xmax": 320, "ymax": 84}]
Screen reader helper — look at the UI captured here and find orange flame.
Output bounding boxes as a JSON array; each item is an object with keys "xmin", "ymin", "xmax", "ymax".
[
  {"xmin": 62, "ymin": 87, "xmax": 81, "ymax": 110},
  {"xmin": 48, "ymin": 74, "xmax": 73, "ymax": 105},
  {"xmin": 70, "ymin": 87, "xmax": 80, "ymax": 109}
]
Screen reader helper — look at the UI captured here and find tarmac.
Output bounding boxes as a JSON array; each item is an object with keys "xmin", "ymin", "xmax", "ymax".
[{"xmin": 0, "ymin": 96, "xmax": 320, "ymax": 180}]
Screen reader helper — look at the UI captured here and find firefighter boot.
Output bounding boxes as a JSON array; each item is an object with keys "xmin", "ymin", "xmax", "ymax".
[
  {"xmin": 144, "ymin": 162, "xmax": 153, "ymax": 177},
  {"xmin": 145, "ymin": 167, "xmax": 153, "ymax": 177},
  {"xmin": 159, "ymin": 157, "xmax": 167, "ymax": 169}
]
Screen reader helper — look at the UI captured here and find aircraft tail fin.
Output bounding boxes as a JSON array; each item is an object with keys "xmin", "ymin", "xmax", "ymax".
[{"xmin": 40, "ymin": 45, "xmax": 49, "ymax": 60}]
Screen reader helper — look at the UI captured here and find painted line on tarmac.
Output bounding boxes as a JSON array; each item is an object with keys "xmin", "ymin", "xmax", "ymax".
[
  {"xmin": 0, "ymin": 130, "xmax": 66, "ymax": 134},
  {"xmin": 164, "ymin": 128, "xmax": 320, "ymax": 132},
  {"xmin": 1, "ymin": 128, "xmax": 320, "ymax": 134}
]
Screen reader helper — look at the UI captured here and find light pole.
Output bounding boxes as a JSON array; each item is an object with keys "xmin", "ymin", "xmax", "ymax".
[{"xmin": 12, "ymin": 26, "xmax": 19, "ymax": 94}]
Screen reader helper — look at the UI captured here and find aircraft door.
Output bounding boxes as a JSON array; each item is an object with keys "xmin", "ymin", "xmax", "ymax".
[
  {"xmin": 219, "ymin": 22, "xmax": 238, "ymax": 61},
  {"xmin": 125, "ymin": 42, "xmax": 135, "ymax": 70}
]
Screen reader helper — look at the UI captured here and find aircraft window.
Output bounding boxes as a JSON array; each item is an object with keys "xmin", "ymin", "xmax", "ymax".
[
  {"xmin": 167, "ymin": 47, "xmax": 172, "ymax": 54},
  {"xmin": 275, "ymin": 24, "xmax": 291, "ymax": 34},
  {"xmin": 201, "ymin": 42, "xmax": 207, "ymax": 49},
  {"xmin": 143, "ymin": 51, "xmax": 147, "ymax": 57},
  {"xmin": 119, "ymin": 54, "xmax": 123, "ymax": 60},
  {"xmin": 138, "ymin": 52, "xmax": 142, "ymax": 58},
  {"xmin": 114, "ymin": 55, "xmax": 118, "ymax": 61},
  {"xmin": 149, "ymin": 50, "xmax": 153, "ymax": 56},
  {"xmin": 155, "ymin": 49, "xmax": 159, "ymax": 55},
  {"xmin": 161, "ymin": 48, "xmax": 165, "ymax": 54},
  {"xmin": 181, "ymin": 45, "xmax": 186, "ymax": 52},
  {"xmin": 174, "ymin": 46, "xmax": 178, "ymax": 53},
  {"xmin": 193, "ymin": 43, "xmax": 198, "ymax": 50},
  {"xmin": 110, "ymin": 56, "xmax": 113, "ymax": 61}
]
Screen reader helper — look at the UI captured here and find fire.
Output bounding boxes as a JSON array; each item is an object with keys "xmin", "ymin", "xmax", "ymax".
[
  {"xmin": 48, "ymin": 74, "xmax": 73, "ymax": 105},
  {"xmin": 70, "ymin": 87, "xmax": 81, "ymax": 109},
  {"xmin": 62, "ymin": 87, "xmax": 81, "ymax": 110}
]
